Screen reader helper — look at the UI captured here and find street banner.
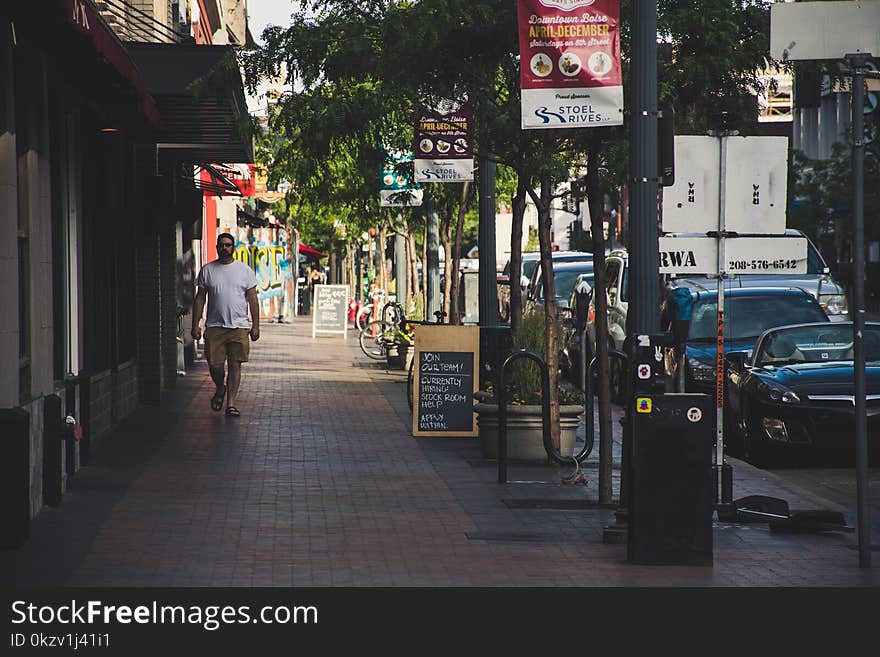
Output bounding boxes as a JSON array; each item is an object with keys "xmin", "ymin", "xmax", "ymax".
[
  {"xmin": 414, "ymin": 103, "xmax": 475, "ymax": 183},
  {"xmin": 380, "ymin": 148, "xmax": 423, "ymax": 207},
  {"xmin": 517, "ymin": 0, "xmax": 623, "ymax": 130}
]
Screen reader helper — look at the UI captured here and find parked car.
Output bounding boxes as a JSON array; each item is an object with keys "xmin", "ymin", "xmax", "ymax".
[
  {"xmin": 723, "ymin": 321, "xmax": 880, "ymax": 466},
  {"xmin": 525, "ymin": 259, "xmax": 595, "ymax": 316},
  {"xmin": 665, "ymin": 229, "xmax": 848, "ymax": 321},
  {"xmin": 585, "ymin": 249, "xmax": 628, "ymax": 398},
  {"xmin": 499, "ymin": 251, "xmax": 540, "ymax": 322},
  {"xmin": 663, "ymin": 287, "xmax": 830, "ymax": 394},
  {"xmin": 526, "ymin": 250, "xmax": 592, "ymax": 302}
]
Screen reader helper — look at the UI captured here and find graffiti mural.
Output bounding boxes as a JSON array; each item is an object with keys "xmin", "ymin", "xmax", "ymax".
[{"xmin": 233, "ymin": 227, "xmax": 295, "ymax": 321}]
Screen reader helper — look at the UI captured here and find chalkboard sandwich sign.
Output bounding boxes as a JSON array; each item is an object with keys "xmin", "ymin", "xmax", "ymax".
[
  {"xmin": 311, "ymin": 284, "xmax": 349, "ymax": 339},
  {"xmin": 412, "ymin": 325, "xmax": 479, "ymax": 437}
]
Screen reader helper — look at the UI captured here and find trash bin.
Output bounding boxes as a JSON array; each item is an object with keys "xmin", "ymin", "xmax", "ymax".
[{"xmin": 628, "ymin": 393, "xmax": 714, "ymax": 565}]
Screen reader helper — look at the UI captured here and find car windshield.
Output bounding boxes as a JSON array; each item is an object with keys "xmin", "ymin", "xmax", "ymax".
[
  {"xmin": 553, "ymin": 270, "xmax": 593, "ymax": 300},
  {"xmin": 755, "ymin": 325, "xmax": 880, "ymax": 366},
  {"xmin": 522, "ymin": 258, "xmax": 539, "ymax": 281},
  {"xmin": 687, "ymin": 294, "xmax": 827, "ymax": 341}
]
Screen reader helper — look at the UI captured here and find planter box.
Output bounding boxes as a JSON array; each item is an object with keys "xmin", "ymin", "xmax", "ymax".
[
  {"xmin": 386, "ymin": 343, "xmax": 413, "ymax": 370},
  {"xmin": 474, "ymin": 403, "xmax": 582, "ymax": 462}
]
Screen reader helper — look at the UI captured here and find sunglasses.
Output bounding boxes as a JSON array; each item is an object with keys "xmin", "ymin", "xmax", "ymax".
[{"xmin": 217, "ymin": 242, "xmax": 234, "ymax": 248}]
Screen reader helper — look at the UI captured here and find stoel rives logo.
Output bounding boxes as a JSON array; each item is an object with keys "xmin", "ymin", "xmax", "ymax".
[
  {"xmin": 538, "ymin": 0, "xmax": 597, "ymax": 11},
  {"xmin": 534, "ymin": 107, "xmax": 566, "ymax": 124}
]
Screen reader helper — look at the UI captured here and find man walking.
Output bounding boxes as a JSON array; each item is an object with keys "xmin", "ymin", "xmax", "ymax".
[{"xmin": 191, "ymin": 233, "xmax": 260, "ymax": 417}]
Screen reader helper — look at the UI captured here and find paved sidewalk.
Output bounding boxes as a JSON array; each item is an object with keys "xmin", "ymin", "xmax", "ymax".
[{"xmin": 2, "ymin": 321, "xmax": 878, "ymax": 587}]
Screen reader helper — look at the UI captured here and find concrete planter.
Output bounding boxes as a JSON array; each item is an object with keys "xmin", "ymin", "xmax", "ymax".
[
  {"xmin": 474, "ymin": 402, "xmax": 582, "ymax": 462},
  {"xmin": 386, "ymin": 343, "xmax": 413, "ymax": 370}
]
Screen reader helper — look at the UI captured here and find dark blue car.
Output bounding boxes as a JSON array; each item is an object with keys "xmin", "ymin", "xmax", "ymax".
[
  {"xmin": 724, "ymin": 322, "xmax": 880, "ymax": 466},
  {"xmin": 663, "ymin": 287, "xmax": 829, "ymax": 393}
]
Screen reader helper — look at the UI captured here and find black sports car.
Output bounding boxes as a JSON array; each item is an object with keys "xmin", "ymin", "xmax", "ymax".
[{"xmin": 724, "ymin": 322, "xmax": 880, "ymax": 466}]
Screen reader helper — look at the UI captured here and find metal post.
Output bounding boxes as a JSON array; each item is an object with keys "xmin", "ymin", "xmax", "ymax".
[
  {"xmin": 715, "ymin": 136, "xmax": 728, "ymax": 504},
  {"xmin": 478, "ymin": 136, "xmax": 498, "ymax": 327},
  {"xmin": 613, "ymin": 0, "xmax": 659, "ymax": 543},
  {"xmin": 394, "ymin": 230, "xmax": 407, "ymax": 305},
  {"xmin": 292, "ymin": 229, "xmax": 300, "ymax": 317},
  {"xmin": 847, "ymin": 53, "xmax": 871, "ymax": 568},
  {"xmin": 426, "ymin": 194, "xmax": 441, "ymax": 318}
]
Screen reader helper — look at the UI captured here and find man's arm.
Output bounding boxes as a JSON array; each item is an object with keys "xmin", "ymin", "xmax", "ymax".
[
  {"xmin": 191, "ymin": 287, "xmax": 207, "ymax": 340},
  {"xmin": 246, "ymin": 286, "xmax": 260, "ymax": 341}
]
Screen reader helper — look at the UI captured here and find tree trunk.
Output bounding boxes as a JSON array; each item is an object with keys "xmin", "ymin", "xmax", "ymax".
[
  {"xmin": 449, "ymin": 181, "xmax": 470, "ymax": 324},
  {"xmin": 406, "ymin": 221, "xmax": 418, "ymax": 313},
  {"xmin": 440, "ymin": 203, "xmax": 452, "ymax": 322},
  {"xmin": 588, "ymin": 136, "xmax": 614, "ymax": 505},
  {"xmin": 509, "ymin": 173, "xmax": 528, "ymax": 335},
  {"xmin": 528, "ymin": 174, "xmax": 561, "ymax": 450},
  {"xmin": 421, "ymin": 215, "xmax": 428, "ymax": 311}
]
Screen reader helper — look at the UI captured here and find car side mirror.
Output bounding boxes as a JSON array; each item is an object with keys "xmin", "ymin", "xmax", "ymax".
[{"xmin": 725, "ymin": 351, "xmax": 749, "ymax": 371}]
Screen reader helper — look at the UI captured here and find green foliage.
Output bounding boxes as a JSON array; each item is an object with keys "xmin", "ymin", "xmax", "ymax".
[{"xmin": 524, "ymin": 228, "xmax": 539, "ymax": 252}]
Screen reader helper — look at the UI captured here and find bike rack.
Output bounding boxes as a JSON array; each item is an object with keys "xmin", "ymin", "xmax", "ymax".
[{"xmin": 497, "ymin": 350, "xmax": 576, "ymax": 484}]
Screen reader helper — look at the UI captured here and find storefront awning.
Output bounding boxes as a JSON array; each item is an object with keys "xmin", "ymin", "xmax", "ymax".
[
  {"xmin": 51, "ymin": 0, "xmax": 163, "ymax": 129},
  {"xmin": 299, "ymin": 244, "xmax": 326, "ymax": 260},
  {"xmin": 126, "ymin": 43, "xmax": 254, "ymax": 163}
]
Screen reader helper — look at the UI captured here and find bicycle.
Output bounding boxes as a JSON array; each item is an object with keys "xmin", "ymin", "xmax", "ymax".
[
  {"xmin": 358, "ymin": 300, "xmax": 408, "ymax": 361},
  {"xmin": 354, "ymin": 290, "xmax": 396, "ymax": 331},
  {"xmin": 406, "ymin": 310, "xmax": 447, "ymax": 411}
]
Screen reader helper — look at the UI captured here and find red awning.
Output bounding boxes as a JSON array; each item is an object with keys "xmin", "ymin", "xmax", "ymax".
[
  {"xmin": 61, "ymin": 0, "xmax": 163, "ymax": 129},
  {"xmin": 299, "ymin": 244, "xmax": 326, "ymax": 260}
]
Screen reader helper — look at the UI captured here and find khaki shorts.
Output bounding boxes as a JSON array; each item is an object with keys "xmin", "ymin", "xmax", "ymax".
[{"xmin": 204, "ymin": 327, "xmax": 250, "ymax": 367}]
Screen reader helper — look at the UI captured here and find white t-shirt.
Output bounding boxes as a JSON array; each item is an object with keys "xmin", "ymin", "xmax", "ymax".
[{"xmin": 196, "ymin": 260, "xmax": 259, "ymax": 329}]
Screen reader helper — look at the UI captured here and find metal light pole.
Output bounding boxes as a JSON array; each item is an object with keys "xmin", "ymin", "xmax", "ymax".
[
  {"xmin": 847, "ymin": 52, "xmax": 871, "ymax": 568},
  {"xmin": 606, "ymin": 0, "xmax": 660, "ymax": 544}
]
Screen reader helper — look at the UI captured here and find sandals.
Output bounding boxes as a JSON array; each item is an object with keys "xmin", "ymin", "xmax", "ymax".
[
  {"xmin": 210, "ymin": 386, "xmax": 226, "ymax": 412},
  {"xmin": 225, "ymin": 406, "xmax": 240, "ymax": 417}
]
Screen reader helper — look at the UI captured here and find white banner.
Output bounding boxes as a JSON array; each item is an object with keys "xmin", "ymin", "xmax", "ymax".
[
  {"xmin": 520, "ymin": 87, "xmax": 623, "ymax": 129},
  {"xmin": 380, "ymin": 189, "xmax": 424, "ymax": 207},
  {"xmin": 414, "ymin": 159, "xmax": 475, "ymax": 183}
]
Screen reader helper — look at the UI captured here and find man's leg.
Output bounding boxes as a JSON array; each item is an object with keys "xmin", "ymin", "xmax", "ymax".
[
  {"xmin": 209, "ymin": 364, "xmax": 226, "ymax": 393},
  {"xmin": 226, "ymin": 357, "xmax": 242, "ymax": 409}
]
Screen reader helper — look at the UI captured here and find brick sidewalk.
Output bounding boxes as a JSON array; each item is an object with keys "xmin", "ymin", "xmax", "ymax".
[{"xmin": 2, "ymin": 321, "xmax": 878, "ymax": 587}]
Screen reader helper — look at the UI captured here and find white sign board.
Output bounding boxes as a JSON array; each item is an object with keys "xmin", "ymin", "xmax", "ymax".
[
  {"xmin": 380, "ymin": 189, "xmax": 424, "ymax": 207},
  {"xmin": 662, "ymin": 136, "xmax": 788, "ymax": 235},
  {"xmin": 770, "ymin": 1, "xmax": 880, "ymax": 61},
  {"xmin": 659, "ymin": 236, "xmax": 808, "ymax": 275},
  {"xmin": 661, "ymin": 137, "xmax": 720, "ymax": 234},
  {"xmin": 725, "ymin": 236, "xmax": 808, "ymax": 275},
  {"xmin": 658, "ymin": 236, "xmax": 717, "ymax": 275},
  {"xmin": 414, "ymin": 159, "xmax": 475, "ymax": 183}
]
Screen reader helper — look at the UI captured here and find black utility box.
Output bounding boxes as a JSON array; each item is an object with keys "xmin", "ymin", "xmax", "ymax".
[{"xmin": 628, "ymin": 393, "xmax": 714, "ymax": 566}]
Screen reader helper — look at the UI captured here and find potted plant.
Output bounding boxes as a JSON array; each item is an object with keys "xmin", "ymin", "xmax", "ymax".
[
  {"xmin": 473, "ymin": 312, "xmax": 584, "ymax": 461},
  {"xmin": 386, "ymin": 325, "xmax": 414, "ymax": 371}
]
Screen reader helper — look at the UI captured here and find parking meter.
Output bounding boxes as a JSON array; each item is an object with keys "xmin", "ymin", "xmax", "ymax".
[
  {"xmin": 573, "ymin": 279, "xmax": 591, "ymax": 333},
  {"xmin": 573, "ymin": 279, "xmax": 591, "ymax": 392},
  {"xmin": 665, "ymin": 287, "xmax": 694, "ymax": 346},
  {"xmin": 665, "ymin": 287, "xmax": 694, "ymax": 391}
]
